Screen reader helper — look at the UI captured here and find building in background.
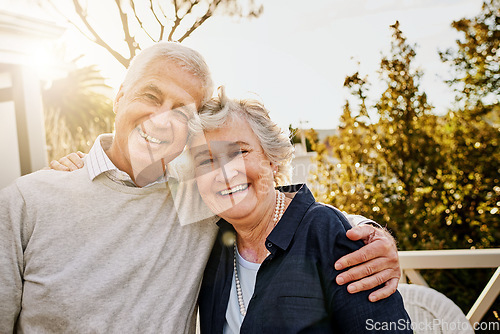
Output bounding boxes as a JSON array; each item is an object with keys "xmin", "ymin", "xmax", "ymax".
[
  {"xmin": 0, "ymin": 10, "xmax": 64, "ymax": 189},
  {"xmin": 290, "ymin": 128, "xmax": 338, "ymax": 185}
]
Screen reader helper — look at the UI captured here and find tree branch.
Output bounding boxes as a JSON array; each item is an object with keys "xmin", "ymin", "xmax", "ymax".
[
  {"xmin": 171, "ymin": 0, "xmax": 201, "ymax": 41},
  {"xmin": 157, "ymin": 0, "xmax": 170, "ymax": 19},
  {"xmin": 46, "ymin": 0, "xmax": 96, "ymax": 44},
  {"xmin": 177, "ymin": 0, "xmax": 221, "ymax": 42},
  {"xmin": 167, "ymin": 0, "xmax": 182, "ymax": 41},
  {"xmin": 71, "ymin": 0, "xmax": 130, "ymax": 67},
  {"xmin": 129, "ymin": 0, "xmax": 157, "ymax": 42},
  {"xmin": 180, "ymin": 0, "xmax": 201, "ymax": 20},
  {"xmin": 148, "ymin": 0, "xmax": 167, "ymax": 41},
  {"xmin": 114, "ymin": 0, "xmax": 138, "ymax": 61},
  {"xmin": 45, "ymin": 0, "xmax": 262, "ymax": 68}
]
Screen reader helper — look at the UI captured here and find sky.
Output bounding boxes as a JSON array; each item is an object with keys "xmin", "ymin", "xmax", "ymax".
[{"xmin": 4, "ymin": 0, "xmax": 485, "ymax": 130}]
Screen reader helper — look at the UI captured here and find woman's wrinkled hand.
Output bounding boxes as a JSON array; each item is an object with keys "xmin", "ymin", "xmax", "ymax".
[{"xmin": 49, "ymin": 151, "xmax": 86, "ymax": 171}]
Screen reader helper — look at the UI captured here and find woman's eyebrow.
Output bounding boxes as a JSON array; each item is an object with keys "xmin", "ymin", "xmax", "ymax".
[
  {"xmin": 194, "ymin": 150, "xmax": 211, "ymax": 161},
  {"xmin": 191, "ymin": 144, "xmax": 211, "ymax": 161},
  {"xmin": 234, "ymin": 141, "xmax": 250, "ymax": 148}
]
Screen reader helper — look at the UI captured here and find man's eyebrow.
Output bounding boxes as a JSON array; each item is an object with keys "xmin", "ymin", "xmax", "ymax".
[{"xmin": 138, "ymin": 84, "xmax": 163, "ymax": 98}]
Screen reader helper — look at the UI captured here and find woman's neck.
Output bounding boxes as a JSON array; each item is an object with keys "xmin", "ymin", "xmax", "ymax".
[
  {"xmin": 234, "ymin": 224, "xmax": 273, "ymax": 264},
  {"xmin": 232, "ymin": 193, "xmax": 291, "ymax": 264}
]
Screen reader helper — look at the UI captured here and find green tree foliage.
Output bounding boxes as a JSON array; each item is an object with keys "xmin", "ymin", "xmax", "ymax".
[
  {"xmin": 438, "ymin": 0, "xmax": 500, "ymax": 249},
  {"xmin": 440, "ymin": 0, "xmax": 499, "ymax": 113},
  {"xmin": 311, "ymin": 73, "xmax": 386, "ymax": 217},
  {"xmin": 313, "ymin": 22, "xmax": 451, "ymax": 250},
  {"xmin": 312, "ymin": 5, "xmax": 499, "ymax": 250},
  {"xmin": 309, "ymin": 3, "xmax": 499, "ymax": 321},
  {"xmin": 374, "ymin": 22, "xmax": 450, "ymax": 250},
  {"xmin": 42, "ymin": 62, "xmax": 115, "ymax": 161}
]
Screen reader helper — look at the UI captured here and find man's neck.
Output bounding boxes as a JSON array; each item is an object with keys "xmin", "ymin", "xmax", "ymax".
[{"xmin": 106, "ymin": 145, "xmax": 171, "ymax": 188}]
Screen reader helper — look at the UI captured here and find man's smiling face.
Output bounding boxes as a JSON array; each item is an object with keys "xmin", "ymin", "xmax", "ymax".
[{"xmin": 108, "ymin": 59, "xmax": 205, "ymax": 185}]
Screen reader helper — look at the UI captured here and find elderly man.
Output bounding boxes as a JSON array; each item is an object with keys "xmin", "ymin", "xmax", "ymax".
[{"xmin": 0, "ymin": 42, "xmax": 399, "ymax": 333}]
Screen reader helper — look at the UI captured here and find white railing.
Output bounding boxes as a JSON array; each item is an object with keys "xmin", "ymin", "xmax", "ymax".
[{"xmin": 399, "ymin": 248, "xmax": 500, "ymax": 324}]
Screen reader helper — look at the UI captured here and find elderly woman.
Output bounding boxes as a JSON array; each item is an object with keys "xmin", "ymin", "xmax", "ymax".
[{"xmin": 192, "ymin": 88, "xmax": 411, "ymax": 333}]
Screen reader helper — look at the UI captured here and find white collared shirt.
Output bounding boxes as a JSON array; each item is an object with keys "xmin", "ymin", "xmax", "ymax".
[{"xmin": 86, "ymin": 134, "xmax": 168, "ymax": 187}]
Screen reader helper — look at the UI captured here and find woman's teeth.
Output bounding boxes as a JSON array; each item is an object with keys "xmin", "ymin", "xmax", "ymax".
[
  {"xmin": 219, "ymin": 184, "xmax": 248, "ymax": 196},
  {"xmin": 138, "ymin": 128, "xmax": 164, "ymax": 144}
]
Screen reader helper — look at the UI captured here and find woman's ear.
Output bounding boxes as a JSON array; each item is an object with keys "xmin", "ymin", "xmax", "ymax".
[{"xmin": 271, "ymin": 163, "xmax": 279, "ymax": 174}]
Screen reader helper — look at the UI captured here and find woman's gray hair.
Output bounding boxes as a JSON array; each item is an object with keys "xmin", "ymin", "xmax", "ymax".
[
  {"xmin": 122, "ymin": 42, "xmax": 213, "ymax": 104},
  {"xmin": 190, "ymin": 87, "xmax": 294, "ymax": 185}
]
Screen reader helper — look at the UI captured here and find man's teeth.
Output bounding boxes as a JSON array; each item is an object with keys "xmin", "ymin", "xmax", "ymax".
[
  {"xmin": 138, "ymin": 128, "xmax": 163, "ymax": 144},
  {"xmin": 220, "ymin": 184, "xmax": 248, "ymax": 196}
]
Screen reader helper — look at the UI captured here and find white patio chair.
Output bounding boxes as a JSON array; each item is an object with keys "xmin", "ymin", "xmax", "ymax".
[{"xmin": 397, "ymin": 283, "xmax": 475, "ymax": 334}]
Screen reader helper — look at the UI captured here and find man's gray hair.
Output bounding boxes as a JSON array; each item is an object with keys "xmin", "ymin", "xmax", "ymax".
[
  {"xmin": 191, "ymin": 87, "xmax": 294, "ymax": 185},
  {"xmin": 122, "ymin": 42, "xmax": 214, "ymax": 104}
]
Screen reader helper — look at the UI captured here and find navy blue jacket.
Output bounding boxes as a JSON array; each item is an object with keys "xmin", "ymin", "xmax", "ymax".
[{"xmin": 199, "ymin": 184, "xmax": 411, "ymax": 333}]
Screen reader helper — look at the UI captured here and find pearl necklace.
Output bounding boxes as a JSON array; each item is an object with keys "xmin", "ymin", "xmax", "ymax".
[{"xmin": 233, "ymin": 190, "xmax": 285, "ymax": 317}]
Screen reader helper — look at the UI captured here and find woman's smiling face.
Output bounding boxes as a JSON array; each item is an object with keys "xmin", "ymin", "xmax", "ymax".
[{"xmin": 191, "ymin": 115, "xmax": 276, "ymax": 223}]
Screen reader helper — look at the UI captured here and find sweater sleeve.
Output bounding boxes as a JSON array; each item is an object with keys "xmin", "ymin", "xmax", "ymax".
[
  {"xmin": 343, "ymin": 212, "xmax": 381, "ymax": 228},
  {"xmin": 0, "ymin": 183, "xmax": 27, "ymax": 332}
]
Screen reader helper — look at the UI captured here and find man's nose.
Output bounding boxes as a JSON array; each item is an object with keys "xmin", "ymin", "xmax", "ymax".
[{"xmin": 149, "ymin": 108, "xmax": 175, "ymax": 127}]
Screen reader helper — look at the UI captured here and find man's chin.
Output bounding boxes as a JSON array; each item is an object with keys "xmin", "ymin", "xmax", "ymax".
[
  {"xmin": 129, "ymin": 159, "xmax": 169, "ymax": 187},
  {"xmin": 128, "ymin": 147, "xmax": 184, "ymax": 185}
]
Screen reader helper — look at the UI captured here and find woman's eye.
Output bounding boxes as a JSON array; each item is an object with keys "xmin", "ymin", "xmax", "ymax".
[
  {"xmin": 173, "ymin": 109, "xmax": 189, "ymax": 122},
  {"xmin": 237, "ymin": 149, "xmax": 249, "ymax": 157},
  {"xmin": 227, "ymin": 150, "xmax": 241, "ymax": 159},
  {"xmin": 228, "ymin": 149, "xmax": 248, "ymax": 159},
  {"xmin": 197, "ymin": 158, "xmax": 213, "ymax": 166}
]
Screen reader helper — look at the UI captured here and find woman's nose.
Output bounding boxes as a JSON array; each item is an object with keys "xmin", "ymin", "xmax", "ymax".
[{"xmin": 215, "ymin": 159, "xmax": 239, "ymax": 183}]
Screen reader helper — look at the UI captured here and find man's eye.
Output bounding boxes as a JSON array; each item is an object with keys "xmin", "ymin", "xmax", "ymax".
[{"xmin": 144, "ymin": 94, "xmax": 160, "ymax": 103}]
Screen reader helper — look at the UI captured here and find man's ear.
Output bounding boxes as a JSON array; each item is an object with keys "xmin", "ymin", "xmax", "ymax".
[{"xmin": 113, "ymin": 85, "xmax": 125, "ymax": 114}]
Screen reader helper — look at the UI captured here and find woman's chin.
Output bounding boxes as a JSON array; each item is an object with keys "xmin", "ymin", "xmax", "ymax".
[{"xmin": 212, "ymin": 202, "xmax": 253, "ymax": 223}]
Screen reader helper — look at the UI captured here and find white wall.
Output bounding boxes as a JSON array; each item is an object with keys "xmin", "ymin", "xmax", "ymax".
[
  {"xmin": 290, "ymin": 144, "xmax": 317, "ymax": 185},
  {"xmin": 0, "ymin": 100, "xmax": 21, "ymax": 189}
]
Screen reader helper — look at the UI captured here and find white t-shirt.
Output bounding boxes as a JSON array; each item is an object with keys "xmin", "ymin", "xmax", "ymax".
[{"xmin": 223, "ymin": 246, "xmax": 260, "ymax": 334}]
